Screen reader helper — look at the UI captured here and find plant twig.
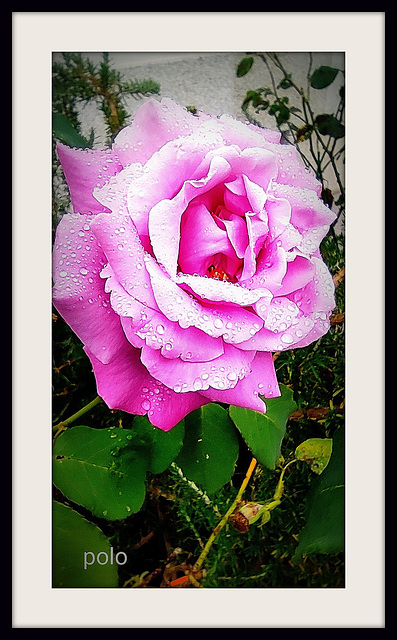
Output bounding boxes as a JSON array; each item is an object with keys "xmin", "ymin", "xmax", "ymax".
[
  {"xmin": 192, "ymin": 457, "xmax": 257, "ymax": 578},
  {"xmin": 52, "ymin": 395, "xmax": 103, "ymax": 437}
]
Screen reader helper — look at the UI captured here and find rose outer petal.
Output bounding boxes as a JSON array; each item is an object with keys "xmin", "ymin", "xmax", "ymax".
[
  {"xmin": 90, "ymin": 212, "xmax": 158, "ymax": 310},
  {"xmin": 200, "ymin": 351, "xmax": 280, "ymax": 411},
  {"xmin": 56, "ymin": 143, "xmax": 123, "ymax": 214},
  {"xmin": 52, "ymin": 213, "xmax": 128, "ymax": 364},
  {"xmin": 120, "ymin": 311, "xmax": 225, "ymax": 363},
  {"xmin": 140, "ymin": 342, "xmax": 256, "ymax": 393},
  {"xmin": 84, "ymin": 342, "xmax": 209, "ymax": 431}
]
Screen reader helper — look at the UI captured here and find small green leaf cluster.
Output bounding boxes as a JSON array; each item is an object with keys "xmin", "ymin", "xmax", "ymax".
[{"xmin": 237, "ymin": 53, "xmax": 345, "ymax": 225}]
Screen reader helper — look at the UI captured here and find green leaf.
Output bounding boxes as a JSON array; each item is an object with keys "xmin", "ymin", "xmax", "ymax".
[
  {"xmin": 229, "ymin": 384, "xmax": 297, "ymax": 470},
  {"xmin": 315, "ymin": 114, "xmax": 345, "ymax": 139},
  {"xmin": 175, "ymin": 404, "xmax": 239, "ymax": 494},
  {"xmin": 131, "ymin": 415, "xmax": 185, "ymax": 474},
  {"xmin": 52, "ymin": 111, "xmax": 92, "ymax": 148},
  {"xmin": 295, "ymin": 438, "xmax": 333, "ymax": 474},
  {"xmin": 52, "ymin": 501, "xmax": 119, "ymax": 588},
  {"xmin": 293, "ymin": 427, "xmax": 345, "ymax": 562},
  {"xmin": 53, "ymin": 426, "xmax": 149, "ymax": 520},
  {"xmin": 310, "ymin": 66, "xmax": 339, "ymax": 89},
  {"xmin": 237, "ymin": 56, "xmax": 254, "ymax": 77}
]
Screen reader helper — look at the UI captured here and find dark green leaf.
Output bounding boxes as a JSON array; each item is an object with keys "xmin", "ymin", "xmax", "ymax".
[
  {"xmin": 175, "ymin": 404, "xmax": 239, "ymax": 494},
  {"xmin": 52, "ymin": 111, "xmax": 92, "ymax": 148},
  {"xmin": 310, "ymin": 66, "xmax": 339, "ymax": 89},
  {"xmin": 53, "ymin": 426, "xmax": 149, "ymax": 520},
  {"xmin": 131, "ymin": 415, "xmax": 185, "ymax": 474},
  {"xmin": 315, "ymin": 114, "xmax": 345, "ymax": 139},
  {"xmin": 293, "ymin": 427, "xmax": 345, "ymax": 561},
  {"xmin": 52, "ymin": 501, "xmax": 119, "ymax": 588},
  {"xmin": 229, "ymin": 384, "xmax": 297, "ymax": 470},
  {"xmin": 237, "ymin": 57, "xmax": 254, "ymax": 77},
  {"xmin": 278, "ymin": 74, "xmax": 292, "ymax": 90}
]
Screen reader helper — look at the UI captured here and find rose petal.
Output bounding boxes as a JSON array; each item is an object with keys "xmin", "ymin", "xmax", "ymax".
[
  {"xmin": 112, "ymin": 97, "xmax": 201, "ymax": 166},
  {"xmin": 120, "ymin": 311, "xmax": 224, "ymax": 362},
  {"xmin": 90, "ymin": 212, "xmax": 158, "ymax": 310},
  {"xmin": 149, "ymin": 155, "xmax": 233, "ymax": 277},
  {"xmin": 290, "ymin": 257, "xmax": 336, "ymax": 314},
  {"xmin": 52, "ymin": 213, "xmax": 127, "ymax": 364},
  {"xmin": 200, "ymin": 351, "xmax": 280, "ymax": 410},
  {"xmin": 271, "ymin": 255, "xmax": 316, "ymax": 296},
  {"xmin": 140, "ymin": 342, "xmax": 256, "ymax": 393},
  {"xmin": 56, "ymin": 143, "xmax": 123, "ymax": 214},
  {"xmin": 84, "ymin": 343, "xmax": 208, "ymax": 431},
  {"xmin": 176, "ymin": 272, "xmax": 271, "ymax": 308},
  {"xmin": 145, "ymin": 254, "xmax": 263, "ymax": 343},
  {"xmin": 237, "ymin": 313, "xmax": 315, "ymax": 352},
  {"xmin": 177, "ymin": 202, "xmax": 234, "ymax": 276}
]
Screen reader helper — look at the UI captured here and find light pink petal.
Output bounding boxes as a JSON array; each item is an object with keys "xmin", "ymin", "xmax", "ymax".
[
  {"xmin": 271, "ymin": 255, "xmax": 316, "ymax": 296},
  {"xmin": 231, "ymin": 147, "xmax": 279, "ymax": 192},
  {"xmin": 270, "ymin": 144, "xmax": 322, "ymax": 193},
  {"xmin": 144, "ymin": 254, "xmax": 263, "ymax": 344},
  {"xmin": 223, "ymin": 176, "xmax": 251, "ymax": 215},
  {"xmin": 288, "ymin": 312, "xmax": 332, "ymax": 349},
  {"xmin": 200, "ymin": 351, "xmax": 280, "ymax": 410},
  {"xmin": 112, "ymin": 97, "xmax": 202, "ymax": 167},
  {"xmin": 120, "ymin": 311, "xmax": 224, "ymax": 362},
  {"xmin": 262, "ymin": 297, "xmax": 300, "ymax": 331},
  {"xmin": 84, "ymin": 343, "xmax": 208, "ymax": 431},
  {"xmin": 222, "ymin": 213, "xmax": 249, "ymax": 259},
  {"xmin": 149, "ymin": 155, "xmax": 233, "ymax": 277},
  {"xmin": 264, "ymin": 194, "xmax": 292, "ymax": 241},
  {"xmin": 176, "ymin": 272, "xmax": 271, "ymax": 308},
  {"xmin": 52, "ymin": 213, "xmax": 128, "ymax": 364},
  {"xmin": 242, "ymin": 242, "xmax": 288, "ymax": 290},
  {"xmin": 140, "ymin": 342, "xmax": 256, "ymax": 393},
  {"xmin": 218, "ymin": 113, "xmax": 281, "ymax": 148},
  {"xmin": 56, "ymin": 143, "xmax": 123, "ymax": 214},
  {"xmin": 271, "ymin": 182, "xmax": 336, "ymax": 229},
  {"xmin": 125, "ymin": 135, "xmax": 223, "ymax": 240},
  {"xmin": 289, "ymin": 257, "xmax": 336, "ymax": 314},
  {"xmin": 237, "ymin": 314, "xmax": 315, "ymax": 352},
  {"xmin": 89, "ymin": 212, "xmax": 158, "ymax": 310}
]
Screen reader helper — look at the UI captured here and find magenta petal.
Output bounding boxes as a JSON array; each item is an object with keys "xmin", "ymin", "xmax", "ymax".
[
  {"xmin": 201, "ymin": 351, "xmax": 280, "ymax": 410},
  {"xmin": 120, "ymin": 311, "xmax": 224, "ymax": 362},
  {"xmin": 140, "ymin": 342, "xmax": 256, "ymax": 393},
  {"xmin": 149, "ymin": 155, "xmax": 232, "ymax": 277},
  {"xmin": 90, "ymin": 212, "xmax": 158, "ymax": 310},
  {"xmin": 178, "ymin": 203, "xmax": 234, "ymax": 275},
  {"xmin": 272, "ymin": 255, "xmax": 316, "ymax": 296},
  {"xmin": 84, "ymin": 343, "xmax": 208, "ymax": 431},
  {"xmin": 52, "ymin": 213, "xmax": 128, "ymax": 364},
  {"xmin": 145, "ymin": 254, "xmax": 263, "ymax": 343},
  {"xmin": 56, "ymin": 143, "xmax": 123, "ymax": 214}
]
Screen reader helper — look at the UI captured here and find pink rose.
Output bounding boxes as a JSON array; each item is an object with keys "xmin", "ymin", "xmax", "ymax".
[{"xmin": 52, "ymin": 98, "xmax": 336, "ymax": 431}]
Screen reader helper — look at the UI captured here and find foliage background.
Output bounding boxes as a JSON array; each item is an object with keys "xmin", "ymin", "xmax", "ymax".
[{"xmin": 52, "ymin": 51, "xmax": 345, "ymax": 590}]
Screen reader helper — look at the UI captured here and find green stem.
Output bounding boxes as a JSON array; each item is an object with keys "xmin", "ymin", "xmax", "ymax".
[
  {"xmin": 52, "ymin": 395, "xmax": 103, "ymax": 435},
  {"xmin": 192, "ymin": 457, "xmax": 257, "ymax": 574}
]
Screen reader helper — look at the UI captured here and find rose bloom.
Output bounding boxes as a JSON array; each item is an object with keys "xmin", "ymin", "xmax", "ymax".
[{"xmin": 53, "ymin": 98, "xmax": 336, "ymax": 431}]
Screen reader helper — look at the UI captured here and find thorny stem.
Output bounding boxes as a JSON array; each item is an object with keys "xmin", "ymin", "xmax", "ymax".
[
  {"xmin": 191, "ymin": 457, "xmax": 257, "ymax": 578},
  {"xmin": 52, "ymin": 395, "xmax": 103, "ymax": 437}
]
